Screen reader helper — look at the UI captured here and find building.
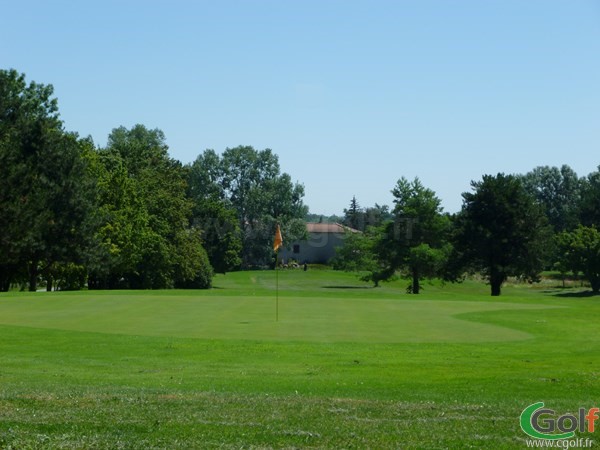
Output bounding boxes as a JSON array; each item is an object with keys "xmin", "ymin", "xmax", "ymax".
[{"xmin": 280, "ymin": 222, "xmax": 359, "ymax": 265}]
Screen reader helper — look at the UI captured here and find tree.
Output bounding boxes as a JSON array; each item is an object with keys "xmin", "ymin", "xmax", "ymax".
[
  {"xmin": 332, "ymin": 226, "xmax": 394, "ymax": 287},
  {"xmin": 185, "ymin": 152, "xmax": 241, "ymax": 273},
  {"xmin": 187, "ymin": 149, "xmax": 225, "ymax": 201},
  {"xmin": 188, "ymin": 146, "xmax": 308, "ymax": 268},
  {"xmin": 579, "ymin": 166, "xmax": 600, "ymax": 228},
  {"xmin": 0, "ymin": 69, "xmax": 95, "ymax": 291},
  {"xmin": 364, "ymin": 203, "xmax": 392, "ymax": 229},
  {"xmin": 172, "ymin": 228, "xmax": 213, "ymax": 289},
  {"xmin": 86, "ymin": 151, "xmax": 151, "ymax": 288},
  {"xmin": 38, "ymin": 135, "xmax": 97, "ymax": 291},
  {"xmin": 340, "ymin": 178, "xmax": 451, "ymax": 292},
  {"xmin": 190, "ymin": 199, "xmax": 242, "ymax": 274},
  {"xmin": 333, "ymin": 201, "xmax": 393, "ymax": 284},
  {"xmin": 552, "ymin": 231, "xmax": 574, "ymax": 288},
  {"xmin": 555, "ymin": 226, "xmax": 600, "ymax": 294},
  {"xmin": 521, "ymin": 165, "xmax": 581, "ymax": 232},
  {"xmin": 343, "ymin": 196, "xmax": 365, "ymax": 231},
  {"xmin": 88, "ymin": 125, "xmax": 212, "ymax": 289},
  {"xmin": 455, "ymin": 173, "xmax": 551, "ymax": 296},
  {"xmin": 378, "ymin": 177, "xmax": 451, "ymax": 294},
  {"xmin": 332, "ymin": 231, "xmax": 372, "ymax": 273},
  {"xmin": 305, "ymin": 213, "xmax": 344, "ymax": 224}
]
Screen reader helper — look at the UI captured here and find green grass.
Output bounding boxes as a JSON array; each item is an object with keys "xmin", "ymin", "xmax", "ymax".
[{"xmin": 0, "ymin": 270, "xmax": 599, "ymax": 448}]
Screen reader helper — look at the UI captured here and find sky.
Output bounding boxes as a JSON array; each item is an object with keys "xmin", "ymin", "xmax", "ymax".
[{"xmin": 2, "ymin": 0, "xmax": 599, "ymax": 215}]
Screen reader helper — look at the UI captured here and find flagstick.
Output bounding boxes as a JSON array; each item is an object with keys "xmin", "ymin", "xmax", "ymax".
[
  {"xmin": 275, "ymin": 249, "xmax": 279, "ymax": 322},
  {"xmin": 273, "ymin": 223, "xmax": 283, "ymax": 323}
]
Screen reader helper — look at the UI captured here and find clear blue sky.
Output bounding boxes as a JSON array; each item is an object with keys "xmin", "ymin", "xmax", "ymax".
[{"xmin": 2, "ymin": 0, "xmax": 599, "ymax": 214}]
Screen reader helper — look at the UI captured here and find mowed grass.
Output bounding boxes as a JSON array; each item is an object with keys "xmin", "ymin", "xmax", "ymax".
[{"xmin": 0, "ymin": 270, "xmax": 599, "ymax": 449}]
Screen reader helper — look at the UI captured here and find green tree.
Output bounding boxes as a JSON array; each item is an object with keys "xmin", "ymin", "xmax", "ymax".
[
  {"xmin": 364, "ymin": 203, "xmax": 392, "ymax": 229},
  {"xmin": 190, "ymin": 199, "xmax": 242, "ymax": 274},
  {"xmin": 0, "ymin": 69, "xmax": 95, "ymax": 291},
  {"xmin": 455, "ymin": 173, "xmax": 551, "ymax": 296},
  {"xmin": 555, "ymin": 226, "xmax": 600, "ymax": 294},
  {"xmin": 378, "ymin": 177, "xmax": 451, "ymax": 294},
  {"xmin": 185, "ymin": 151, "xmax": 242, "ymax": 273},
  {"xmin": 333, "ymin": 201, "xmax": 392, "ymax": 284},
  {"xmin": 89, "ymin": 125, "xmax": 212, "ymax": 289},
  {"xmin": 187, "ymin": 148, "xmax": 224, "ymax": 201},
  {"xmin": 39, "ymin": 135, "xmax": 97, "ymax": 291},
  {"xmin": 579, "ymin": 166, "xmax": 600, "ymax": 228},
  {"xmin": 86, "ymin": 151, "xmax": 150, "ymax": 288},
  {"xmin": 521, "ymin": 165, "xmax": 581, "ymax": 232},
  {"xmin": 343, "ymin": 196, "xmax": 365, "ymax": 231},
  {"xmin": 552, "ymin": 230, "xmax": 575, "ymax": 288},
  {"xmin": 305, "ymin": 213, "xmax": 344, "ymax": 224},
  {"xmin": 173, "ymin": 228, "xmax": 213, "ymax": 289},
  {"xmin": 332, "ymin": 227, "xmax": 393, "ymax": 287},
  {"xmin": 188, "ymin": 146, "xmax": 308, "ymax": 268}
]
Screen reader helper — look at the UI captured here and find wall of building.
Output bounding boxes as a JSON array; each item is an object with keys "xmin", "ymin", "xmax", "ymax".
[{"xmin": 280, "ymin": 231, "xmax": 347, "ymax": 264}]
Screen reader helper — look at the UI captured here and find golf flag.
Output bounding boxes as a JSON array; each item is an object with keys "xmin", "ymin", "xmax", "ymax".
[{"xmin": 273, "ymin": 224, "xmax": 283, "ymax": 252}]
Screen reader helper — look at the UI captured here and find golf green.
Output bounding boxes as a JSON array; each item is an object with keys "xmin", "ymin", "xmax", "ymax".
[
  {"xmin": 0, "ymin": 292, "xmax": 556, "ymax": 343},
  {"xmin": 0, "ymin": 272, "xmax": 598, "ymax": 448}
]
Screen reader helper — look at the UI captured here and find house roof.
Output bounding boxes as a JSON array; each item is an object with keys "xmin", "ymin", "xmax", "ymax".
[{"xmin": 306, "ymin": 222, "xmax": 359, "ymax": 233}]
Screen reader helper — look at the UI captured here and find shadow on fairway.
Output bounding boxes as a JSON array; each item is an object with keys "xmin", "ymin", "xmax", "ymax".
[
  {"xmin": 549, "ymin": 290, "xmax": 598, "ymax": 298},
  {"xmin": 321, "ymin": 285, "xmax": 372, "ymax": 290}
]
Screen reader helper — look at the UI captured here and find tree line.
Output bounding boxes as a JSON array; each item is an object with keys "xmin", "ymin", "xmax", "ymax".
[
  {"xmin": 2, "ymin": 69, "xmax": 599, "ymax": 296},
  {"xmin": 0, "ymin": 69, "xmax": 307, "ymax": 291},
  {"xmin": 334, "ymin": 166, "xmax": 600, "ymax": 296}
]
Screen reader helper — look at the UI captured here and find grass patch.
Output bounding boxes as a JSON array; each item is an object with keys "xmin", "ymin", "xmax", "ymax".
[
  {"xmin": 0, "ymin": 270, "xmax": 599, "ymax": 448},
  {"xmin": 0, "ymin": 292, "xmax": 555, "ymax": 343}
]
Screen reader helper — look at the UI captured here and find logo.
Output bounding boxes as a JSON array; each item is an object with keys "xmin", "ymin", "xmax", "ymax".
[{"xmin": 520, "ymin": 402, "xmax": 599, "ymax": 440}]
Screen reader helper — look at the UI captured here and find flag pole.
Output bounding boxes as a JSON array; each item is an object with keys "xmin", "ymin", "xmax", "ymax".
[
  {"xmin": 275, "ymin": 248, "xmax": 279, "ymax": 322},
  {"xmin": 273, "ymin": 223, "xmax": 283, "ymax": 323}
]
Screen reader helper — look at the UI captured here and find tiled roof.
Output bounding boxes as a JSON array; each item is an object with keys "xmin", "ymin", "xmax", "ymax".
[{"xmin": 306, "ymin": 222, "xmax": 359, "ymax": 233}]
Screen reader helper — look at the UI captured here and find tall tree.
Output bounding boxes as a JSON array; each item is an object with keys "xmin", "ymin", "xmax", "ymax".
[
  {"xmin": 0, "ymin": 69, "xmax": 94, "ymax": 291},
  {"xmin": 190, "ymin": 198, "xmax": 242, "ymax": 274},
  {"xmin": 85, "ymin": 150, "xmax": 150, "ymax": 288},
  {"xmin": 378, "ymin": 177, "xmax": 451, "ymax": 294},
  {"xmin": 338, "ymin": 178, "xmax": 450, "ymax": 292},
  {"xmin": 343, "ymin": 196, "xmax": 365, "ymax": 231},
  {"xmin": 521, "ymin": 165, "xmax": 581, "ymax": 232},
  {"xmin": 364, "ymin": 203, "xmax": 392, "ymax": 229},
  {"xmin": 555, "ymin": 226, "xmax": 600, "ymax": 294},
  {"xmin": 186, "ymin": 148, "xmax": 224, "ymax": 201},
  {"xmin": 185, "ymin": 152, "xmax": 241, "ymax": 273},
  {"xmin": 188, "ymin": 146, "xmax": 308, "ymax": 268},
  {"xmin": 455, "ymin": 173, "xmax": 551, "ymax": 296},
  {"xmin": 88, "ymin": 125, "xmax": 212, "ymax": 289},
  {"xmin": 332, "ymin": 226, "xmax": 393, "ymax": 287},
  {"xmin": 579, "ymin": 166, "xmax": 600, "ymax": 228}
]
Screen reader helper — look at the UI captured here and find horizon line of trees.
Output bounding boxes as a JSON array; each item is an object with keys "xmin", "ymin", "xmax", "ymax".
[
  {"xmin": 2, "ymin": 69, "xmax": 599, "ymax": 296},
  {"xmin": 334, "ymin": 165, "xmax": 600, "ymax": 296},
  {"xmin": 0, "ymin": 69, "xmax": 307, "ymax": 292}
]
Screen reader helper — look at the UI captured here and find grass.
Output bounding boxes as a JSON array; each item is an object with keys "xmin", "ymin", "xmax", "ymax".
[{"xmin": 0, "ymin": 270, "xmax": 599, "ymax": 448}]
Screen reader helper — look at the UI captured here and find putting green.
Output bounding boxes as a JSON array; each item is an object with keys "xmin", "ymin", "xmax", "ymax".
[{"xmin": 0, "ymin": 293, "xmax": 555, "ymax": 343}]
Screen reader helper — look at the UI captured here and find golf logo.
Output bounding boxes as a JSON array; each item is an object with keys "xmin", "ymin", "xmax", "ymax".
[{"xmin": 521, "ymin": 402, "xmax": 597, "ymax": 445}]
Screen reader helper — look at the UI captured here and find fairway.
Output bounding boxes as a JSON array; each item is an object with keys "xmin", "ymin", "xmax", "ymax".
[
  {"xmin": 1, "ymin": 270, "xmax": 599, "ymax": 449},
  {"xmin": 0, "ymin": 293, "xmax": 554, "ymax": 343}
]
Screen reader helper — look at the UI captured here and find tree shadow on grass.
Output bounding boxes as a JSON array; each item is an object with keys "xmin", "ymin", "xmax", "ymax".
[
  {"xmin": 322, "ymin": 285, "xmax": 373, "ymax": 290},
  {"xmin": 549, "ymin": 290, "xmax": 598, "ymax": 298}
]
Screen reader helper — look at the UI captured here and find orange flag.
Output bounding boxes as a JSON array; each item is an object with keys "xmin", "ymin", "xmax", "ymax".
[{"xmin": 273, "ymin": 224, "xmax": 283, "ymax": 252}]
